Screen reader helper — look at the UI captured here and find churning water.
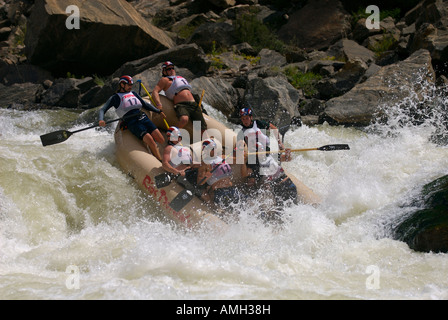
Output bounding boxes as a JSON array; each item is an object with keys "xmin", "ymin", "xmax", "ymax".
[{"xmin": 1, "ymin": 86, "xmax": 448, "ymax": 300}]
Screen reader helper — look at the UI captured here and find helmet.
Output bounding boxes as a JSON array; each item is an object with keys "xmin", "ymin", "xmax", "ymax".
[
  {"xmin": 202, "ymin": 138, "xmax": 217, "ymax": 150},
  {"xmin": 119, "ymin": 75, "xmax": 134, "ymax": 85},
  {"xmin": 162, "ymin": 61, "xmax": 175, "ymax": 69},
  {"xmin": 239, "ymin": 107, "xmax": 252, "ymax": 117},
  {"xmin": 166, "ymin": 126, "xmax": 181, "ymax": 140}
]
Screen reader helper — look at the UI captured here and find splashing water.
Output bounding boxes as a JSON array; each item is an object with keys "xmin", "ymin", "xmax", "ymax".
[{"xmin": 1, "ymin": 81, "xmax": 448, "ymax": 300}]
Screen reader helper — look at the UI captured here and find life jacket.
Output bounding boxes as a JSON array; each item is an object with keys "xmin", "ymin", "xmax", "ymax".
[
  {"xmin": 257, "ymin": 155, "xmax": 284, "ymax": 182},
  {"xmin": 242, "ymin": 120, "xmax": 270, "ymax": 151},
  {"xmin": 114, "ymin": 92, "xmax": 142, "ymax": 118},
  {"xmin": 164, "ymin": 76, "xmax": 192, "ymax": 100},
  {"xmin": 168, "ymin": 144, "xmax": 192, "ymax": 168},
  {"xmin": 206, "ymin": 156, "xmax": 233, "ymax": 186}
]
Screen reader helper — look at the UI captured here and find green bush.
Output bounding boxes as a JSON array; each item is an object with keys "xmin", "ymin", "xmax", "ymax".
[
  {"xmin": 234, "ymin": 13, "xmax": 285, "ymax": 53},
  {"xmin": 283, "ymin": 66, "xmax": 322, "ymax": 97},
  {"xmin": 370, "ymin": 33, "xmax": 398, "ymax": 56}
]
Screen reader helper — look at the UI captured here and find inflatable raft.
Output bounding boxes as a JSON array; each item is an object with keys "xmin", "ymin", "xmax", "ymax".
[{"xmin": 114, "ymin": 95, "xmax": 320, "ymax": 229}]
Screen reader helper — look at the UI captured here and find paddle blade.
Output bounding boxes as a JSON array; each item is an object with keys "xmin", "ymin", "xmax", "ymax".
[
  {"xmin": 169, "ymin": 189, "xmax": 194, "ymax": 212},
  {"xmin": 155, "ymin": 172, "xmax": 177, "ymax": 188},
  {"xmin": 40, "ymin": 130, "xmax": 72, "ymax": 146},
  {"xmin": 318, "ymin": 144, "xmax": 350, "ymax": 151}
]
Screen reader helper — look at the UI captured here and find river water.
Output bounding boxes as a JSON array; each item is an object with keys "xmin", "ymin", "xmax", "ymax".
[{"xmin": 1, "ymin": 88, "xmax": 448, "ymax": 300}]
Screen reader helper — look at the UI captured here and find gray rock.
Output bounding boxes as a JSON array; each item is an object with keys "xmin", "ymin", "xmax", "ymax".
[
  {"xmin": 320, "ymin": 49, "xmax": 435, "ymax": 126},
  {"xmin": 24, "ymin": 0, "xmax": 175, "ymax": 76}
]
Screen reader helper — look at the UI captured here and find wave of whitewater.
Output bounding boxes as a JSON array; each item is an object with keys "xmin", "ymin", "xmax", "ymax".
[{"xmin": 0, "ymin": 82, "xmax": 447, "ymax": 300}]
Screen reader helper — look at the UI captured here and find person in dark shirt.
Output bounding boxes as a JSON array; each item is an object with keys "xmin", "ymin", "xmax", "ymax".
[
  {"xmin": 238, "ymin": 107, "xmax": 285, "ymax": 152},
  {"xmin": 98, "ymin": 75, "xmax": 166, "ymax": 161}
]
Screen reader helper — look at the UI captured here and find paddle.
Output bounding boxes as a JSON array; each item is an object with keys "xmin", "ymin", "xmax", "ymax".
[
  {"xmin": 277, "ymin": 124, "xmax": 290, "ymax": 144},
  {"xmin": 40, "ymin": 117, "xmax": 123, "ymax": 147},
  {"xmin": 247, "ymin": 144, "xmax": 350, "ymax": 155},
  {"xmin": 155, "ymin": 172, "xmax": 179, "ymax": 188},
  {"xmin": 137, "ymin": 80, "xmax": 170, "ymax": 130},
  {"xmin": 198, "ymin": 89, "xmax": 205, "ymax": 110},
  {"xmin": 169, "ymin": 152, "xmax": 232, "ymax": 212}
]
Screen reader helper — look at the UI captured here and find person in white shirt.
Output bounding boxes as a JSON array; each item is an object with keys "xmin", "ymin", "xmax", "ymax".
[{"xmin": 152, "ymin": 61, "xmax": 207, "ymax": 133}]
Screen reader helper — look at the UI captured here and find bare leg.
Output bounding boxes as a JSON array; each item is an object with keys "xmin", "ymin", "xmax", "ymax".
[
  {"xmin": 143, "ymin": 133, "xmax": 162, "ymax": 161},
  {"xmin": 178, "ymin": 115, "xmax": 189, "ymax": 128},
  {"xmin": 151, "ymin": 129, "xmax": 165, "ymax": 144}
]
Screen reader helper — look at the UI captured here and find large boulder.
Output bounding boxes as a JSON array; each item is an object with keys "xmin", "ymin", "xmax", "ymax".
[
  {"xmin": 0, "ymin": 82, "xmax": 42, "ymax": 109},
  {"xmin": 406, "ymin": 0, "xmax": 448, "ymax": 62},
  {"xmin": 24, "ymin": 0, "xmax": 175, "ymax": 76},
  {"xmin": 190, "ymin": 76, "xmax": 239, "ymax": 117},
  {"xmin": 242, "ymin": 75, "xmax": 302, "ymax": 128},
  {"xmin": 112, "ymin": 44, "xmax": 209, "ymax": 78},
  {"xmin": 393, "ymin": 175, "xmax": 448, "ymax": 253},
  {"xmin": 277, "ymin": 0, "xmax": 351, "ymax": 51},
  {"xmin": 187, "ymin": 21, "xmax": 238, "ymax": 53},
  {"xmin": 319, "ymin": 49, "xmax": 436, "ymax": 126}
]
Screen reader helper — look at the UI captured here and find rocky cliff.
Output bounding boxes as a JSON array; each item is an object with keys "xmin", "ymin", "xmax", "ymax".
[
  {"xmin": 1, "ymin": 0, "xmax": 447, "ymax": 127},
  {"xmin": 1, "ymin": 0, "xmax": 447, "ymax": 252}
]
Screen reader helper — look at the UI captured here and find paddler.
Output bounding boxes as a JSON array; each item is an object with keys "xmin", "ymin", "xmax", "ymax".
[
  {"xmin": 197, "ymin": 139, "xmax": 242, "ymax": 213},
  {"xmin": 98, "ymin": 75, "xmax": 166, "ymax": 161},
  {"xmin": 152, "ymin": 61, "xmax": 208, "ymax": 135},
  {"xmin": 238, "ymin": 107, "xmax": 285, "ymax": 153},
  {"xmin": 162, "ymin": 126, "xmax": 198, "ymax": 188},
  {"xmin": 241, "ymin": 142, "xmax": 296, "ymax": 219}
]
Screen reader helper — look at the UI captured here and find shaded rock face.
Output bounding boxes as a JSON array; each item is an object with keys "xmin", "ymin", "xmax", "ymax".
[
  {"xmin": 277, "ymin": 0, "xmax": 352, "ymax": 51},
  {"xmin": 393, "ymin": 175, "xmax": 448, "ymax": 253},
  {"xmin": 24, "ymin": 0, "xmax": 174, "ymax": 76}
]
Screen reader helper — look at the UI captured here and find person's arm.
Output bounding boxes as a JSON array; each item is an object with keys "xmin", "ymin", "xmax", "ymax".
[
  {"xmin": 152, "ymin": 78, "xmax": 167, "ymax": 109},
  {"xmin": 241, "ymin": 163, "xmax": 250, "ymax": 179},
  {"xmin": 279, "ymin": 148, "xmax": 292, "ymax": 162},
  {"xmin": 197, "ymin": 163, "xmax": 212, "ymax": 185},
  {"xmin": 98, "ymin": 95, "xmax": 117, "ymax": 126},
  {"xmin": 133, "ymin": 91, "xmax": 161, "ymax": 113},
  {"xmin": 268, "ymin": 122, "xmax": 285, "ymax": 150},
  {"xmin": 162, "ymin": 147, "xmax": 186, "ymax": 176}
]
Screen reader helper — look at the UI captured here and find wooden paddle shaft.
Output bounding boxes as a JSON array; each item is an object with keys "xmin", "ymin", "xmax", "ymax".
[
  {"xmin": 247, "ymin": 148, "xmax": 318, "ymax": 155},
  {"xmin": 139, "ymin": 81, "xmax": 170, "ymax": 129}
]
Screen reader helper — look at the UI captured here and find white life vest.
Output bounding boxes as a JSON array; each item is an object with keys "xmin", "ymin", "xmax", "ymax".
[
  {"xmin": 258, "ymin": 155, "xmax": 283, "ymax": 181},
  {"xmin": 168, "ymin": 144, "xmax": 192, "ymax": 168},
  {"xmin": 243, "ymin": 121, "xmax": 270, "ymax": 150},
  {"xmin": 115, "ymin": 92, "xmax": 142, "ymax": 118},
  {"xmin": 164, "ymin": 76, "xmax": 192, "ymax": 100},
  {"xmin": 206, "ymin": 156, "xmax": 232, "ymax": 186}
]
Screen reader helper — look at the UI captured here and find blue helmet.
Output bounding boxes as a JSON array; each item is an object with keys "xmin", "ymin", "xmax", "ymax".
[
  {"xmin": 239, "ymin": 107, "xmax": 252, "ymax": 117},
  {"xmin": 167, "ymin": 126, "xmax": 181, "ymax": 140},
  {"xmin": 119, "ymin": 75, "xmax": 134, "ymax": 85},
  {"xmin": 162, "ymin": 61, "xmax": 175, "ymax": 69},
  {"xmin": 202, "ymin": 138, "xmax": 217, "ymax": 150}
]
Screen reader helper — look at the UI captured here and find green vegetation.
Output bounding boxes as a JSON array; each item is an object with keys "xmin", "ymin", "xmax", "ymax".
[
  {"xmin": 351, "ymin": 7, "xmax": 401, "ymax": 23},
  {"xmin": 234, "ymin": 13, "xmax": 285, "ymax": 53},
  {"xmin": 240, "ymin": 53, "xmax": 260, "ymax": 66},
  {"xmin": 283, "ymin": 66, "xmax": 322, "ymax": 97},
  {"xmin": 177, "ymin": 24, "xmax": 199, "ymax": 39},
  {"xmin": 369, "ymin": 33, "xmax": 398, "ymax": 57},
  {"xmin": 65, "ymin": 72, "xmax": 105, "ymax": 86},
  {"xmin": 93, "ymin": 74, "xmax": 105, "ymax": 86},
  {"xmin": 207, "ymin": 41, "xmax": 227, "ymax": 71}
]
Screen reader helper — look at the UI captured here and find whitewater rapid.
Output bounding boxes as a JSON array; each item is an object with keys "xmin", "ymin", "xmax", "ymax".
[{"xmin": 0, "ymin": 99, "xmax": 447, "ymax": 300}]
